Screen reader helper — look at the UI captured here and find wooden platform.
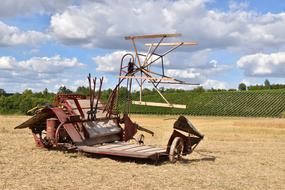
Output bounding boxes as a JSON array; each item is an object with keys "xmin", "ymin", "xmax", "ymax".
[{"xmin": 78, "ymin": 142, "xmax": 167, "ymax": 159}]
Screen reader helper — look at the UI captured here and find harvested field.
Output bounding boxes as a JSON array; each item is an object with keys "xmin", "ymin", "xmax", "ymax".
[{"xmin": 0, "ymin": 115, "xmax": 284, "ymax": 190}]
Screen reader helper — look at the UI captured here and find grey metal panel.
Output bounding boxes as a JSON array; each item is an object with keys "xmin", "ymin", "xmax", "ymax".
[
  {"xmin": 136, "ymin": 147, "xmax": 166, "ymax": 153},
  {"xmin": 84, "ymin": 120, "xmax": 121, "ymax": 138},
  {"xmin": 97, "ymin": 144, "xmax": 127, "ymax": 149},
  {"xmin": 77, "ymin": 143, "xmax": 167, "ymax": 159},
  {"xmin": 108, "ymin": 144, "xmax": 140, "ymax": 151}
]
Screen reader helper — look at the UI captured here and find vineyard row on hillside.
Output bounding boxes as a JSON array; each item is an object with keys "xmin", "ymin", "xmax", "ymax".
[{"xmin": 123, "ymin": 90, "xmax": 285, "ymax": 117}]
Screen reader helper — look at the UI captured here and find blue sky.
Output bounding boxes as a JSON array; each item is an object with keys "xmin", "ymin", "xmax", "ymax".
[{"xmin": 0, "ymin": 0, "xmax": 285, "ymax": 93}]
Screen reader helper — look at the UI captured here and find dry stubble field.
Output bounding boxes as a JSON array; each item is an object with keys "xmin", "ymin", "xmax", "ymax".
[{"xmin": 0, "ymin": 115, "xmax": 285, "ymax": 190}]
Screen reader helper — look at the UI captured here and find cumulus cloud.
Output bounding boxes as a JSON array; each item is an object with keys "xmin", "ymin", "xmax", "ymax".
[
  {"xmin": 0, "ymin": 56, "xmax": 16, "ymax": 70},
  {"xmin": 93, "ymin": 49, "xmax": 229, "ymax": 85},
  {"xmin": 50, "ymin": 0, "xmax": 285, "ymax": 51},
  {"xmin": 239, "ymin": 79, "xmax": 259, "ymax": 86},
  {"xmin": 93, "ymin": 50, "xmax": 168, "ymax": 73},
  {"xmin": 237, "ymin": 52, "xmax": 285, "ymax": 77},
  {"xmin": 0, "ymin": 55, "xmax": 84, "ymax": 73},
  {"xmin": 19, "ymin": 55, "xmax": 84, "ymax": 73},
  {"xmin": 229, "ymin": 0, "xmax": 249, "ymax": 11},
  {"xmin": 202, "ymin": 79, "xmax": 227, "ymax": 89},
  {"xmin": 93, "ymin": 50, "xmax": 129, "ymax": 73},
  {"xmin": 50, "ymin": 0, "xmax": 175, "ymax": 48},
  {"xmin": 165, "ymin": 61, "xmax": 229, "ymax": 82},
  {"xmin": 0, "ymin": 21, "xmax": 49, "ymax": 47},
  {"xmin": 166, "ymin": 49, "xmax": 217, "ymax": 69},
  {"xmin": 166, "ymin": 69, "xmax": 201, "ymax": 79},
  {"xmin": 0, "ymin": 55, "xmax": 85, "ymax": 92},
  {"xmin": 0, "ymin": 0, "xmax": 74, "ymax": 17}
]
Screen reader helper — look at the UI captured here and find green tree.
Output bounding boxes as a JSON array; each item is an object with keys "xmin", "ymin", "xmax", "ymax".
[
  {"xmin": 101, "ymin": 88, "xmax": 113, "ymax": 101},
  {"xmin": 264, "ymin": 79, "xmax": 271, "ymax": 89},
  {"xmin": 58, "ymin": 86, "xmax": 73, "ymax": 94},
  {"xmin": 19, "ymin": 97, "xmax": 33, "ymax": 113},
  {"xmin": 142, "ymin": 88, "xmax": 152, "ymax": 95},
  {"xmin": 76, "ymin": 86, "xmax": 89, "ymax": 96},
  {"xmin": 43, "ymin": 88, "xmax": 49, "ymax": 97},
  {"xmin": 159, "ymin": 87, "xmax": 165, "ymax": 92},
  {"xmin": 0, "ymin": 88, "xmax": 5, "ymax": 96},
  {"xmin": 22, "ymin": 89, "xmax": 33, "ymax": 95},
  {"xmin": 238, "ymin": 83, "xmax": 247, "ymax": 91},
  {"xmin": 192, "ymin": 86, "xmax": 205, "ymax": 93}
]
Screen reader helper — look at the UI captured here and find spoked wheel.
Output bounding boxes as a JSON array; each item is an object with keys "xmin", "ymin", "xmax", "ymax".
[{"xmin": 169, "ymin": 137, "xmax": 184, "ymax": 163}]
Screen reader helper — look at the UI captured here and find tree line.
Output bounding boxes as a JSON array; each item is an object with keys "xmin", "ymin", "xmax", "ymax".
[
  {"xmin": 0, "ymin": 86, "xmax": 114, "ymax": 114},
  {"xmin": 238, "ymin": 79, "xmax": 285, "ymax": 91},
  {"xmin": 0, "ymin": 79, "xmax": 284, "ymax": 114}
]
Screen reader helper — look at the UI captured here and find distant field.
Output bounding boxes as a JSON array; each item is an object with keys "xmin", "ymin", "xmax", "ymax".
[
  {"xmin": 0, "ymin": 115, "xmax": 285, "ymax": 190},
  {"xmin": 129, "ymin": 90, "xmax": 285, "ymax": 117}
]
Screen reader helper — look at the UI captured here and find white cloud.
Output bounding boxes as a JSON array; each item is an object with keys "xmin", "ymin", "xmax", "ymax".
[
  {"xmin": 93, "ymin": 49, "xmax": 167, "ymax": 74},
  {"xmin": 0, "ymin": 0, "xmax": 74, "ymax": 17},
  {"xmin": 0, "ymin": 55, "xmax": 84, "ymax": 74},
  {"xmin": 239, "ymin": 79, "xmax": 258, "ymax": 86},
  {"xmin": 165, "ymin": 61, "xmax": 228, "ymax": 82},
  {"xmin": 74, "ymin": 79, "xmax": 86, "ymax": 87},
  {"xmin": 50, "ymin": 0, "xmax": 285, "ymax": 51},
  {"xmin": 0, "ymin": 56, "xmax": 16, "ymax": 70},
  {"xmin": 19, "ymin": 55, "xmax": 84, "ymax": 73},
  {"xmin": 166, "ymin": 69, "xmax": 201, "ymax": 79},
  {"xmin": 0, "ymin": 55, "xmax": 85, "ymax": 92},
  {"xmin": 237, "ymin": 52, "xmax": 285, "ymax": 77},
  {"xmin": 164, "ymin": 49, "xmax": 209, "ymax": 69},
  {"xmin": 93, "ymin": 49, "xmax": 229, "ymax": 87},
  {"xmin": 50, "ymin": 0, "xmax": 176, "ymax": 48},
  {"xmin": 202, "ymin": 79, "xmax": 227, "ymax": 89},
  {"xmin": 229, "ymin": 0, "xmax": 249, "ymax": 11},
  {"xmin": 93, "ymin": 50, "xmax": 129, "ymax": 73},
  {"xmin": 0, "ymin": 21, "xmax": 49, "ymax": 47},
  {"xmin": 165, "ymin": 55, "xmax": 229, "ymax": 82}
]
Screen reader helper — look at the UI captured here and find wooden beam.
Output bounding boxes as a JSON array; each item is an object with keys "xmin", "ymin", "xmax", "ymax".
[
  {"xmin": 151, "ymin": 81, "xmax": 200, "ymax": 85},
  {"xmin": 132, "ymin": 101, "xmax": 186, "ymax": 109},
  {"xmin": 141, "ymin": 68, "xmax": 175, "ymax": 80},
  {"xmin": 131, "ymin": 38, "xmax": 142, "ymax": 67},
  {"xmin": 118, "ymin": 76, "xmax": 172, "ymax": 80},
  {"xmin": 145, "ymin": 42, "xmax": 197, "ymax": 46},
  {"xmin": 140, "ymin": 69, "xmax": 171, "ymax": 105},
  {"xmin": 125, "ymin": 33, "xmax": 181, "ymax": 40}
]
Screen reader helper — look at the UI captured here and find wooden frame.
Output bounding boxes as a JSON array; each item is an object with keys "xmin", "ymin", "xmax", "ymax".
[
  {"xmin": 118, "ymin": 76, "xmax": 172, "ymax": 81},
  {"xmin": 145, "ymin": 42, "xmax": 197, "ymax": 46},
  {"xmin": 116, "ymin": 33, "xmax": 199, "ymax": 110},
  {"xmin": 132, "ymin": 101, "xmax": 186, "ymax": 109},
  {"xmin": 125, "ymin": 33, "xmax": 181, "ymax": 40}
]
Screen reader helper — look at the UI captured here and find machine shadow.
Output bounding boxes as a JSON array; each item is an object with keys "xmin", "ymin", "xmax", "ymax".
[
  {"xmin": 44, "ymin": 148, "xmax": 216, "ymax": 165},
  {"xmin": 45, "ymin": 148, "xmax": 216, "ymax": 165},
  {"xmin": 84, "ymin": 153, "xmax": 169, "ymax": 165},
  {"xmin": 82, "ymin": 151, "xmax": 216, "ymax": 165},
  {"xmin": 180, "ymin": 155, "xmax": 216, "ymax": 164}
]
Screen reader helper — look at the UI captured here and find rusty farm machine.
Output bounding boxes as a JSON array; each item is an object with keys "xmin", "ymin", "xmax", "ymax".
[{"xmin": 15, "ymin": 33, "xmax": 204, "ymax": 163}]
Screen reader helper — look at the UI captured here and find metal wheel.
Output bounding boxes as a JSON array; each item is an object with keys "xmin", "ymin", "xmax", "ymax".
[{"xmin": 169, "ymin": 137, "xmax": 184, "ymax": 163}]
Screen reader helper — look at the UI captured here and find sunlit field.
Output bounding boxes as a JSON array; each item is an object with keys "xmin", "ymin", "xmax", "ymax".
[{"xmin": 0, "ymin": 115, "xmax": 284, "ymax": 190}]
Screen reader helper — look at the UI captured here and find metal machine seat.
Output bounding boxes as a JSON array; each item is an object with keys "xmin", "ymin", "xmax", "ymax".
[{"xmin": 84, "ymin": 120, "xmax": 121, "ymax": 138}]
